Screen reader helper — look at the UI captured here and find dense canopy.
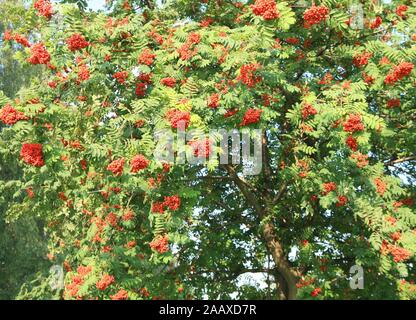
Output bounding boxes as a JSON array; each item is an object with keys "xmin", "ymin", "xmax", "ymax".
[{"xmin": 0, "ymin": 0, "xmax": 415, "ymax": 300}]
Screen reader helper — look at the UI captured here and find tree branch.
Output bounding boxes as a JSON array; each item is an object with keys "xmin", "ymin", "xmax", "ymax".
[
  {"xmin": 385, "ymin": 156, "xmax": 416, "ymax": 166},
  {"xmin": 223, "ymin": 164, "xmax": 264, "ymax": 215},
  {"xmin": 272, "ymin": 182, "xmax": 288, "ymax": 205}
]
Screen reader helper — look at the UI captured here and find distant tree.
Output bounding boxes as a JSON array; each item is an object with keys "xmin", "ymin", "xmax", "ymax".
[
  {"xmin": 0, "ymin": 0, "xmax": 47, "ymax": 300},
  {"xmin": 0, "ymin": 0, "xmax": 42, "ymax": 97}
]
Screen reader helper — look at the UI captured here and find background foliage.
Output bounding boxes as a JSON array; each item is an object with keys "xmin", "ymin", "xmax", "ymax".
[
  {"xmin": 0, "ymin": 0, "xmax": 47, "ymax": 300},
  {"xmin": 0, "ymin": 0, "xmax": 415, "ymax": 300}
]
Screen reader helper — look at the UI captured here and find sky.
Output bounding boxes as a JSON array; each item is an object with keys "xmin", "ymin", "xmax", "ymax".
[
  {"xmin": 51, "ymin": 0, "xmax": 106, "ymax": 11},
  {"xmin": 79, "ymin": 0, "xmax": 393, "ymax": 12},
  {"xmin": 87, "ymin": 0, "xmax": 106, "ymax": 10}
]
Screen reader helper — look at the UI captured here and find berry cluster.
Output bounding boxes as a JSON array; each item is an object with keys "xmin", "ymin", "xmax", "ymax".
[
  {"xmin": 381, "ymin": 241, "xmax": 412, "ymax": 263},
  {"xmin": 250, "ymin": 0, "xmax": 280, "ymax": 20},
  {"xmin": 336, "ymin": 195, "xmax": 348, "ymax": 207},
  {"xmin": 166, "ymin": 109, "xmax": 191, "ymax": 129},
  {"xmin": 34, "ymin": 0, "xmax": 53, "ymax": 19},
  {"xmin": 346, "ymin": 135, "xmax": 358, "ymax": 151},
  {"xmin": 374, "ymin": 177, "xmax": 387, "ymax": 196},
  {"xmin": 240, "ymin": 108, "xmax": 262, "ymax": 126},
  {"xmin": 350, "ymin": 152, "xmax": 369, "ymax": 168},
  {"xmin": 384, "ymin": 62, "xmax": 414, "ymax": 85},
  {"xmin": 20, "ymin": 143, "xmax": 45, "ymax": 167},
  {"xmin": 343, "ymin": 114, "xmax": 365, "ymax": 133},
  {"xmin": 177, "ymin": 33, "xmax": 201, "ymax": 61},
  {"xmin": 188, "ymin": 138, "xmax": 213, "ymax": 158},
  {"xmin": 160, "ymin": 77, "xmax": 177, "ymax": 87},
  {"xmin": 149, "ymin": 235, "xmax": 169, "ymax": 254},
  {"xmin": 130, "ymin": 154, "xmax": 150, "ymax": 173},
  {"xmin": 208, "ymin": 93, "xmax": 220, "ymax": 108},
  {"xmin": 387, "ymin": 99, "xmax": 401, "ymax": 108},
  {"xmin": 107, "ymin": 158, "xmax": 125, "ymax": 176},
  {"xmin": 303, "ymin": 5, "xmax": 329, "ymax": 28},
  {"xmin": 396, "ymin": 5, "xmax": 408, "ymax": 18},
  {"xmin": 77, "ymin": 64, "xmax": 90, "ymax": 82},
  {"xmin": 370, "ymin": 16, "xmax": 382, "ymax": 29},
  {"xmin": 301, "ymin": 104, "xmax": 317, "ymax": 119},
  {"xmin": 238, "ymin": 63, "xmax": 261, "ymax": 87},
  {"xmin": 66, "ymin": 34, "xmax": 89, "ymax": 52},
  {"xmin": 110, "ymin": 289, "xmax": 128, "ymax": 300},
  {"xmin": 138, "ymin": 48, "xmax": 156, "ymax": 66},
  {"xmin": 27, "ymin": 43, "xmax": 50, "ymax": 65},
  {"xmin": 0, "ymin": 104, "xmax": 27, "ymax": 125},
  {"xmin": 152, "ymin": 195, "xmax": 181, "ymax": 214},
  {"xmin": 64, "ymin": 266, "xmax": 93, "ymax": 298},
  {"xmin": 96, "ymin": 274, "xmax": 115, "ymax": 291},
  {"xmin": 322, "ymin": 182, "xmax": 337, "ymax": 195},
  {"xmin": 353, "ymin": 51, "xmax": 373, "ymax": 67},
  {"xmin": 9, "ymin": 33, "xmax": 31, "ymax": 47},
  {"xmin": 113, "ymin": 71, "xmax": 129, "ymax": 84}
]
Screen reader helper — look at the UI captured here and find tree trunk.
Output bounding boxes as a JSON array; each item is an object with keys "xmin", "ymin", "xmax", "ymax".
[
  {"xmin": 223, "ymin": 164, "xmax": 298, "ymax": 299},
  {"xmin": 262, "ymin": 222, "xmax": 298, "ymax": 300}
]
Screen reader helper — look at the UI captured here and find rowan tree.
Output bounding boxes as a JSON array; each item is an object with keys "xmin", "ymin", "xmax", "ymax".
[{"xmin": 0, "ymin": 0, "xmax": 415, "ymax": 300}]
